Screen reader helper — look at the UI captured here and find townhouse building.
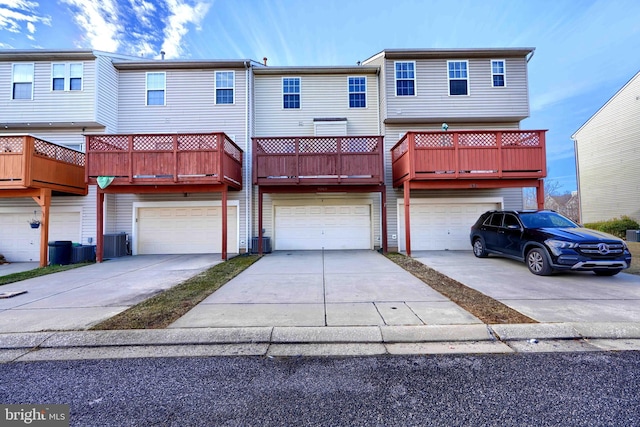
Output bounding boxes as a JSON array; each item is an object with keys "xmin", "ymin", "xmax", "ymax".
[{"xmin": 0, "ymin": 47, "xmax": 546, "ymax": 265}]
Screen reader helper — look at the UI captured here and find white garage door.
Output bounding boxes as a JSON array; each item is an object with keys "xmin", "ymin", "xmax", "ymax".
[
  {"xmin": 275, "ymin": 205, "xmax": 371, "ymax": 250},
  {"xmin": 0, "ymin": 211, "xmax": 81, "ymax": 262},
  {"xmin": 136, "ymin": 206, "xmax": 237, "ymax": 254},
  {"xmin": 399, "ymin": 200, "xmax": 500, "ymax": 251}
]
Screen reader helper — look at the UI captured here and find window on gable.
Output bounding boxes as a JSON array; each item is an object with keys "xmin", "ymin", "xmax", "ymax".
[
  {"xmin": 215, "ymin": 71, "xmax": 234, "ymax": 104},
  {"xmin": 12, "ymin": 63, "xmax": 34, "ymax": 100},
  {"xmin": 395, "ymin": 61, "xmax": 415, "ymax": 96},
  {"xmin": 491, "ymin": 59, "xmax": 505, "ymax": 87},
  {"xmin": 51, "ymin": 63, "xmax": 83, "ymax": 91},
  {"xmin": 283, "ymin": 77, "xmax": 300, "ymax": 109},
  {"xmin": 448, "ymin": 60, "xmax": 468, "ymax": 96},
  {"xmin": 146, "ymin": 72, "xmax": 166, "ymax": 106},
  {"xmin": 348, "ymin": 76, "xmax": 366, "ymax": 108}
]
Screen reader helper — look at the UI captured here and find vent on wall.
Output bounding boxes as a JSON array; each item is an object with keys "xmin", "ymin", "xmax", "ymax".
[{"xmin": 103, "ymin": 233, "xmax": 128, "ymax": 258}]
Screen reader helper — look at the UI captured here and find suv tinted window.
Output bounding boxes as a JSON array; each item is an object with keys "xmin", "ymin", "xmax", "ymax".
[
  {"xmin": 503, "ymin": 214, "xmax": 520, "ymax": 228},
  {"xmin": 487, "ymin": 213, "xmax": 503, "ymax": 227},
  {"xmin": 519, "ymin": 211, "xmax": 577, "ymax": 228}
]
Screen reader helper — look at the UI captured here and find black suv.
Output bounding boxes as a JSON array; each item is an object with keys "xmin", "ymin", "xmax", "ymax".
[{"xmin": 469, "ymin": 210, "xmax": 632, "ymax": 276}]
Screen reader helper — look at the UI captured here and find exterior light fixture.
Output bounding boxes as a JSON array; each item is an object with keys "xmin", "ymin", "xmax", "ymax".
[{"xmin": 441, "ymin": 123, "xmax": 449, "ymax": 131}]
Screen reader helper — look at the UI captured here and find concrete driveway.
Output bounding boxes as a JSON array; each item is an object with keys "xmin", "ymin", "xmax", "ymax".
[
  {"xmin": 413, "ymin": 251, "xmax": 640, "ymax": 323},
  {"xmin": 170, "ymin": 250, "xmax": 482, "ymax": 328},
  {"xmin": 0, "ymin": 255, "xmax": 222, "ymax": 333}
]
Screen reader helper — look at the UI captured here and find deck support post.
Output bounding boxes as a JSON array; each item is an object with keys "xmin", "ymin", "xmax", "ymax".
[
  {"xmin": 258, "ymin": 187, "xmax": 264, "ymax": 254},
  {"xmin": 381, "ymin": 186, "xmax": 388, "ymax": 254},
  {"xmin": 536, "ymin": 179, "xmax": 545, "ymax": 210},
  {"xmin": 404, "ymin": 183, "xmax": 411, "ymax": 257},
  {"xmin": 96, "ymin": 189, "xmax": 104, "ymax": 263},
  {"xmin": 32, "ymin": 188, "xmax": 51, "ymax": 268},
  {"xmin": 222, "ymin": 185, "xmax": 228, "ymax": 261}
]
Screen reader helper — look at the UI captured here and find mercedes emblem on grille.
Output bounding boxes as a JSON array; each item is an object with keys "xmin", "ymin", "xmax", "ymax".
[{"xmin": 597, "ymin": 243, "xmax": 610, "ymax": 255}]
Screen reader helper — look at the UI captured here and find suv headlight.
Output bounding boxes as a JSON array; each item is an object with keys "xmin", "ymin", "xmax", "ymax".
[{"xmin": 546, "ymin": 239, "xmax": 578, "ymax": 255}]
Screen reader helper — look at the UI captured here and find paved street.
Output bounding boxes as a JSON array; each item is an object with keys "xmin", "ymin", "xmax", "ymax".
[{"xmin": 2, "ymin": 352, "xmax": 639, "ymax": 426}]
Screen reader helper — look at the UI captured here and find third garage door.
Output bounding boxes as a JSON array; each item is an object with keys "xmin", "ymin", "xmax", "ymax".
[
  {"xmin": 399, "ymin": 200, "xmax": 501, "ymax": 251},
  {"xmin": 275, "ymin": 205, "xmax": 371, "ymax": 250}
]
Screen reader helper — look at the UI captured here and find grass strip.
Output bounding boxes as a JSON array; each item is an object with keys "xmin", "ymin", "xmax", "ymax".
[
  {"xmin": 0, "ymin": 263, "xmax": 93, "ymax": 286},
  {"xmin": 385, "ymin": 252, "xmax": 537, "ymax": 324},
  {"xmin": 91, "ymin": 254, "xmax": 261, "ymax": 330}
]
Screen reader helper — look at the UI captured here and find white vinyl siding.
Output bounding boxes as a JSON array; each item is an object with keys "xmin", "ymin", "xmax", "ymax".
[
  {"xmin": 384, "ymin": 57, "xmax": 529, "ymax": 121},
  {"xmin": 254, "ymin": 73, "xmax": 379, "ymax": 136},
  {"xmin": 95, "ymin": 55, "xmax": 119, "ymax": 133},
  {"xmin": 0, "ymin": 60, "xmax": 96, "ymax": 122},
  {"xmin": 573, "ymin": 72, "xmax": 640, "ymax": 223},
  {"xmin": 146, "ymin": 72, "xmax": 165, "ymax": 106},
  {"xmin": 12, "ymin": 63, "xmax": 34, "ymax": 100}
]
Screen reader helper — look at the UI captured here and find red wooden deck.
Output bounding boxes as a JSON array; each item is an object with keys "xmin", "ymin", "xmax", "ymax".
[
  {"xmin": 253, "ymin": 136, "xmax": 384, "ymax": 186},
  {"xmin": 86, "ymin": 133, "xmax": 243, "ymax": 190},
  {"xmin": 391, "ymin": 130, "xmax": 546, "ymax": 188},
  {"xmin": 0, "ymin": 135, "xmax": 86, "ymax": 195}
]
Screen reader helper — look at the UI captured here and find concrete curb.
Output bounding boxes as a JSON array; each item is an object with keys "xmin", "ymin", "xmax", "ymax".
[{"xmin": 2, "ymin": 322, "xmax": 640, "ymax": 361}]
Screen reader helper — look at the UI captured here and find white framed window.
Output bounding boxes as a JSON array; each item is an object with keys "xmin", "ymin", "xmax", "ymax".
[
  {"xmin": 447, "ymin": 60, "xmax": 469, "ymax": 96},
  {"xmin": 394, "ymin": 61, "xmax": 415, "ymax": 96},
  {"xmin": 283, "ymin": 77, "xmax": 300, "ymax": 109},
  {"xmin": 348, "ymin": 76, "xmax": 366, "ymax": 108},
  {"xmin": 51, "ymin": 62, "xmax": 84, "ymax": 91},
  {"xmin": 12, "ymin": 63, "xmax": 34, "ymax": 100},
  {"xmin": 491, "ymin": 59, "xmax": 506, "ymax": 87},
  {"xmin": 146, "ymin": 72, "xmax": 166, "ymax": 106},
  {"xmin": 215, "ymin": 71, "xmax": 234, "ymax": 104}
]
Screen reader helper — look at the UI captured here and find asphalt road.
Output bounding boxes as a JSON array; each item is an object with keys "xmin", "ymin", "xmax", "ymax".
[{"xmin": 2, "ymin": 352, "xmax": 639, "ymax": 426}]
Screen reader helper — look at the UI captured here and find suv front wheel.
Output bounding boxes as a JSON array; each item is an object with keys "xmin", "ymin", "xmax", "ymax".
[
  {"xmin": 472, "ymin": 238, "xmax": 488, "ymax": 258},
  {"xmin": 526, "ymin": 248, "xmax": 553, "ymax": 276}
]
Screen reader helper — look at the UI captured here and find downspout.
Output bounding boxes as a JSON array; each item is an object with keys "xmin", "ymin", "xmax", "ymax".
[
  {"xmin": 572, "ymin": 136, "xmax": 582, "ymax": 224},
  {"xmin": 245, "ymin": 61, "xmax": 251, "ymax": 253}
]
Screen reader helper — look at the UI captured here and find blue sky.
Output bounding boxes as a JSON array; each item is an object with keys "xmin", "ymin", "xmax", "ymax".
[{"xmin": 2, "ymin": 0, "xmax": 639, "ymax": 193}]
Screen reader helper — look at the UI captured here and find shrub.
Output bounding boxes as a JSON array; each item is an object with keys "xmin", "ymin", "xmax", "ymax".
[{"xmin": 584, "ymin": 216, "xmax": 640, "ymax": 239}]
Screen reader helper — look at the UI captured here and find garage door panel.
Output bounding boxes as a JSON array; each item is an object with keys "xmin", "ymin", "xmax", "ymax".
[
  {"xmin": 275, "ymin": 204, "xmax": 371, "ymax": 250},
  {"xmin": 137, "ymin": 206, "xmax": 237, "ymax": 254},
  {"xmin": 400, "ymin": 201, "xmax": 500, "ymax": 251},
  {"xmin": 0, "ymin": 211, "xmax": 81, "ymax": 262}
]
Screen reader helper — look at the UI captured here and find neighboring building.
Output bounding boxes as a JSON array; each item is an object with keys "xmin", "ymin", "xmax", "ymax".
[
  {"xmin": 545, "ymin": 193, "xmax": 579, "ymax": 223},
  {"xmin": 1, "ymin": 47, "xmax": 547, "ymax": 263},
  {"xmin": 362, "ymin": 49, "xmax": 546, "ymax": 253},
  {"xmin": 572, "ymin": 70, "xmax": 640, "ymax": 223}
]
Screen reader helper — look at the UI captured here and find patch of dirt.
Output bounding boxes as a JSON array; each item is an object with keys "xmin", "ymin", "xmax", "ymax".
[{"xmin": 386, "ymin": 252, "xmax": 537, "ymax": 324}]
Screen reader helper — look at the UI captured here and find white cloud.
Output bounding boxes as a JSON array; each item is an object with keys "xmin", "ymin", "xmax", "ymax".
[
  {"xmin": 129, "ymin": 0, "xmax": 156, "ymax": 26},
  {"xmin": 0, "ymin": 0, "xmax": 51, "ymax": 35},
  {"xmin": 61, "ymin": 0, "xmax": 121, "ymax": 52},
  {"xmin": 160, "ymin": 0, "xmax": 211, "ymax": 59}
]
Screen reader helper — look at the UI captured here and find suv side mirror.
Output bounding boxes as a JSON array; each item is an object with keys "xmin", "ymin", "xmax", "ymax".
[{"xmin": 507, "ymin": 224, "xmax": 521, "ymax": 230}]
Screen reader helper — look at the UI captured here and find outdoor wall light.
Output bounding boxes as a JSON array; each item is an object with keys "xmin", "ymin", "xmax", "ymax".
[{"xmin": 441, "ymin": 123, "xmax": 449, "ymax": 131}]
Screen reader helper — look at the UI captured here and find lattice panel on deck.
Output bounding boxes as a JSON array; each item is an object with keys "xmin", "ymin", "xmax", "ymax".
[
  {"xmin": 33, "ymin": 138, "xmax": 84, "ymax": 166},
  {"xmin": 133, "ymin": 135, "xmax": 174, "ymax": 151},
  {"xmin": 341, "ymin": 137, "xmax": 378, "ymax": 153},
  {"xmin": 0, "ymin": 136, "xmax": 24, "ymax": 153},
  {"xmin": 224, "ymin": 138, "xmax": 242, "ymax": 161},
  {"xmin": 88, "ymin": 135, "xmax": 128, "ymax": 151},
  {"xmin": 177, "ymin": 134, "xmax": 218, "ymax": 151},
  {"xmin": 415, "ymin": 133, "xmax": 453, "ymax": 147},
  {"xmin": 458, "ymin": 133, "xmax": 496, "ymax": 147},
  {"xmin": 502, "ymin": 132, "xmax": 540, "ymax": 147},
  {"xmin": 256, "ymin": 138, "xmax": 297, "ymax": 154},
  {"xmin": 299, "ymin": 138, "xmax": 337, "ymax": 153}
]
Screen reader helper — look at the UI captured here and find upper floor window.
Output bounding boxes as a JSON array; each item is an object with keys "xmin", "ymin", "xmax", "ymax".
[
  {"xmin": 146, "ymin": 72, "xmax": 165, "ymax": 106},
  {"xmin": 283, "ymin": 77, "xmax": 300, "ymax": 109},
  {"xmin": 447, "ymin": 60, "xmax": 468, "ymax": 96},
  {"xmin": 52, "ymin": 63, "xmax": 83, "ymax": 91},
  {"xmin": 491, "ymin": 59, "xmax": 506, "ymax": 87},
  {"xmin": 215, "ymin": 71, "xmax": 234, "ymax": 104},
  {"xmin": 348, "ymin": 76, "xmax": 366, "ymax": 108},
  {"xmin": 12, "ymin": 63, "xmax": 34, "ymax": 100},
  {"xmin": 395, "ymin": 61, "xmax": 415, "ymax": 96}
]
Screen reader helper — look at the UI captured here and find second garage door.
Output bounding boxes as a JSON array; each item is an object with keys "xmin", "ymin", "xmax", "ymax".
[
  {"xmin": 275, "ymin": 205, "xmax": 371, "ymax": 250},
  {"xmin": 399, "ymin": 200, "xmax": 501, "ymax": 251},
  {"xmin": 136, "ymin": 205, "xmax": 238, "ymax": 254}
]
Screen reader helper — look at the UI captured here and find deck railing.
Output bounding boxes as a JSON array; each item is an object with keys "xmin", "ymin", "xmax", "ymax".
[
  {"xmin": 253, "ymin": 136, "xmax": 384, "ymax": 185},
  {"xmin": 0, "ymin": 135, "xmax": 86, "ymax": 194},
  {"xmin": 391, "ymin": 130, "xmax": 546, "ymax": 187},
  {"xmin": 86, "ymin": 132, "xmax": 243, "ymax": 189}
]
